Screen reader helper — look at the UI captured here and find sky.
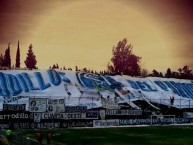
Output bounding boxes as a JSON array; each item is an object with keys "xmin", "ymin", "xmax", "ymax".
[{"xmin": 0, "ymin": 0, "xmax": 193, "ymax": 73}]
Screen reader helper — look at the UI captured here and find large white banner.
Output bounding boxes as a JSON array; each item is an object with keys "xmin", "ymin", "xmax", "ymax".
[
  {"xmin": 0, "ymin": 70, "xmax": 193, "ymax": 109},
  {"xmin": 111, "ymin": 75, "xmax": 193, "ymax": 108}
]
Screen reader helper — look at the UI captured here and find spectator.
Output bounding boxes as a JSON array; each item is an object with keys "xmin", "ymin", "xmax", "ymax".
[
  {"xmin": 36, "ymin": 130, "xmax": 43, "ymax": 145},
  {"xmin": 172, "ymin": 96, "xmax": 175, "ymax": 105},
  {"xmin": 46, "ymin": 131, "xmax": 52, "ymax": 145},
  {"xmin": 170, "ymin": 96, "xmax": 175, "ymax": 105}
]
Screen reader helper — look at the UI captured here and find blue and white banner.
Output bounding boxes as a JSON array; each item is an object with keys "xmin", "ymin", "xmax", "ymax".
[
  {"xmin": 1, "ymin": 70, "xmax": 193, "ymax": 110},
  {"xmin": 111, "ymin": 75, "xmax": 193, "ymax": 108}
]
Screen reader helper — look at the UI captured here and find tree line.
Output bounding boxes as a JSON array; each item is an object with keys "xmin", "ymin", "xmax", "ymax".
[
  {"xmin": 1, "ymin": 39, "xmax": 193, "ymax": 80},
  {"xmin": 0, "ymin": 41, "xmax": 37, "ymax": 70},
  {"xmin": 149, "ymin": 66, "xmax": 193, "ymax": 80}
]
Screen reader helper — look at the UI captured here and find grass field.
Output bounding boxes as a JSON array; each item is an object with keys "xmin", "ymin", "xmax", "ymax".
[{"xmin": 13, "ymin": 125, "xmax": 193, "ymax": 145}]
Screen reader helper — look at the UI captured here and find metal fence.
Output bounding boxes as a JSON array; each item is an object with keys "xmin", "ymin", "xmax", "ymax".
[
  {"xmin": 11, "ymin": 134, "xmax": 39, "ymax": 145},
  {"xmin": 0, "ymin": 130, "xmax": 40, "ymax": 145},
  {"xmin": 128, "ymin": 96, "xmax": 193, "ymax": 109},
  {"xmin": 145, "ymin": 98, "xmax": 193, "ymax": 109},
  {"xmin": 11, "ymin": 132, "xmax": 64, "ymax": 145}
]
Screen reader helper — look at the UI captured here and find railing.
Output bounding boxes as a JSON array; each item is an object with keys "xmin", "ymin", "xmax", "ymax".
[
  {"xmin": 126, "ymin": 96, "xmax": 193, "ymax": 109},
  {"xmin": 11, "ymin": 134, "xmax": 39, "ymax": 145},
  {"xmin": 147, "ymin": 99, "xmax": 193, "ymax": 109},
  {"xmin": 11, "ymin": 132, "xmax": 64, "ymax": 145},
  {"xmin": 0, "ymin": 129, "xmax": 41, "ymax": 145}
]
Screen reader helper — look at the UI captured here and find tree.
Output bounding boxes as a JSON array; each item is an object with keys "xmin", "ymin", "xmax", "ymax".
[
  {"xmin": 178, "ymin": 65, "xmax": 193, "ymax": 79},
  {"xmin": 75, "ymin": 66, "xmax": 79, "ymax": 71},
  {"xmin": 141, "ymin": 68, "xmax": 148, "ymax": 77},
  {"xmin": 4, "ymin": 43, "xmax": 11, "ymax": 68},
  {"xmin": 56, "ymin": 63, "xmax": 59, "ymax": 69},
  {"xmin": 0, "ymin": 54, "xmax": 4, "ymax": 66},
  {"xmin": 159, "ymin": 72, "xmax": 164, "ymax": 77},
  {"xmin": 52, "ymin": 64, "xmax": 56, "ymax": 69},
  {"xmin": 15, "ymin": 41, "xmax": 20, "ymax": 68},
  {"xmin": 171, "ymin": 71, "xmax": 180, "ymax": 78},
  {"xmin": 82, "ymin": 67, "xmax": 88, "ymax": 72},
  {"xmin": 150, "ymin": 69, "xmax": 160, "ymax": 77},
  {"xmin": 107, "ymin": 38, "xmax": 141, "ymax": 76},
  {"xmin": 165, "ymin": 68, "xmax": 172, "ymax": 78},
  {"xmin": 178, "ymin": 68, "xmax": 182, "ymax": 76},
  {"xmin": 24, "ymin": 44, "xmax": 37, "ymax": 70}
]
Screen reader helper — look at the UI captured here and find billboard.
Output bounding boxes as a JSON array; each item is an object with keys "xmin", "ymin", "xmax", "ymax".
[
  {"xmin": 29, "ymin": 98, "xmax": 47, "ymax": 112},
  {"xmin": 47, "ymin": 99, "xmax": 65, "ymax": 113}
]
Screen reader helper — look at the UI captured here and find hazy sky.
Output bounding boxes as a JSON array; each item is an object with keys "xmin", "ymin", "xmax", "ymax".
[{"xmin": 0, "ymin": 0, "xmax": 193, "ymax": 72}]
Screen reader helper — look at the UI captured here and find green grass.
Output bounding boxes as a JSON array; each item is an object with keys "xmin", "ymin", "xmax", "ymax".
[{"xmin": 13, "ymin": 126, "xmax": 193, "ymax": 145}]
